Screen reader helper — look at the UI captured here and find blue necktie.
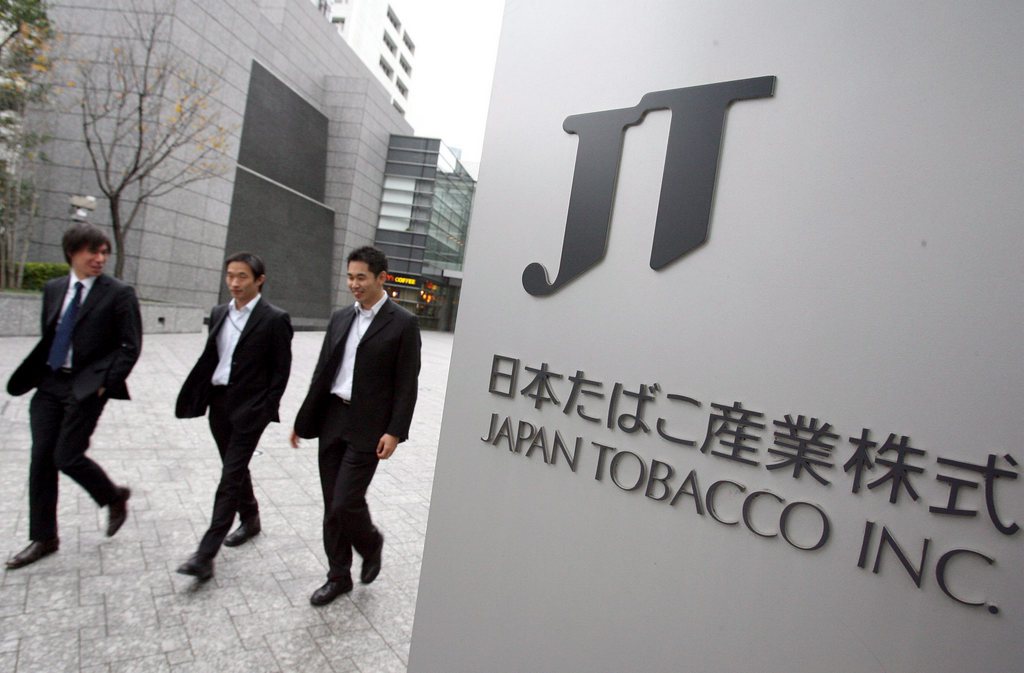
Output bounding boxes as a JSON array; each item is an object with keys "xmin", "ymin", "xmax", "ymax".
[{"xmin": 47, "ymin": 281, "xmax": 84, "ymax": 371}]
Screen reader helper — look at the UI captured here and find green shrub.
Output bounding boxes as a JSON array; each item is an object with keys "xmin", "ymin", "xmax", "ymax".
[{"xmin": 21, "ymin": 262, "xmax": 70, "ymax": 290}]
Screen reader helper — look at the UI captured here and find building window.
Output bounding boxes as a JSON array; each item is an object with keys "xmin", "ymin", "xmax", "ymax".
[
  {"xmin": 383, "ymin": 31, "xmax": 397, "ymax": 55},
  {"xmin": 379, "ymin": 56, "xmax": 394, "ymax": 79},
  {"xmin": 386, "ymin": 5, "xmax": 401, "ymax": 31},
  {"xmin": 402, "ymin": 32, "xmax": 415, "ymax": 54},
  {"xmin": 399, "ymin": 56, "xmax": 412, "ymax": 76},
  {"xmin": 393, "ymin": 100, "xmax": 405, "ymax": 115},
  {"xmin": 396, "ymin": 78, "xmax": 408, "ymax": 98}
]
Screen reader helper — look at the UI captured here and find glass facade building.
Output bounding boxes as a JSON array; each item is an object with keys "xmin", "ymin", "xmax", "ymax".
[{"xmin": 375, "ymin": 135, "xmax": 475, "ymax": 331}]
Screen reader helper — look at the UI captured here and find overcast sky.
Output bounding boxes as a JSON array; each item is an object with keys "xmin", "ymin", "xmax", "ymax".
[{"xmin": 391, "ymin": 0, "xmax": 506, "ymax": 174}]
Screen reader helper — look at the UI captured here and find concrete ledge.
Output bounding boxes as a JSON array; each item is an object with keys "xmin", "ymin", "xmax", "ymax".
[
  {"xmin": 139, "ymin": 301, "xmax": 206, "ymax": 334},
  {"xmin": 291, "ymin": 316, "xmax": 329, "ymax": 331},
  {"xmin": 0, "ymin": 292, "xmax": 39, "ymax": 336},
  {"xmin": 0, "ymin": 291, "xmax": 205, "ymax": 336}
]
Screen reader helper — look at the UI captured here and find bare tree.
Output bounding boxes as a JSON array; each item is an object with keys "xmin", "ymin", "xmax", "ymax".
[{"xmin": 75, "ymin": 1, "xmax": 230, "ymax": 278}]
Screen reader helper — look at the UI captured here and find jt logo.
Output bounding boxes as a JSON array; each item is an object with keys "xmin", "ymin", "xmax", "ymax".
[{"xmin": 522, "ymin": 76, "xmax": 776, "ymax": 296}]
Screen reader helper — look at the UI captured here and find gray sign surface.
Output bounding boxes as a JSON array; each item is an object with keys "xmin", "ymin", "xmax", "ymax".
[{"xmin": 411, "ymin": 2, "xmax": 1023, "ymax": 671}]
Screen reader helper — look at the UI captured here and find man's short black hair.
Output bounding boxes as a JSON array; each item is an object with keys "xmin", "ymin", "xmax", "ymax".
[
  {"xmin": 347, "ymin": 246, "xmax": 388, "ymax": 276},
  {"xmin": 62, "ymin": 224, "xmax": 111, "ymax": 263},
  {"xmin": 224, "ymin": 251, "xmax": 266, "ymax": 289},
  {"xmin": 224, "ymin": 251, "xmax": 266, "ymax": 278}
]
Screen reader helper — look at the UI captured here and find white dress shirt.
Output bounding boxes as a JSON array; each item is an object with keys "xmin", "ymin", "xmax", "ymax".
[
  {"xmin": 57, "ymin": 272, "xmax": 98, "ymax": 368},
  {"xmin": 211, "ymin": 295, "xmax": 261, "ymax": 385},
  {"xmin": 330, "ymin": 293, "xmax": 387, "ymax": 401}
]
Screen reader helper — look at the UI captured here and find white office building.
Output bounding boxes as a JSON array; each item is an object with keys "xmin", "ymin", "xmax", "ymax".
[{"xmin": 322, "ymin": 0, "xmax": 415, "ymax": 114}]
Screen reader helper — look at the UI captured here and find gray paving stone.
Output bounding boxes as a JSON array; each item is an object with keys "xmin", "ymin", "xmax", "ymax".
[
  {"xmin": 180, "ymin": 607, "xmax": 247, "ymax": 659},
  {"xmin": 231, "ymin": 604, "xmax": 326, "ymax": 640},
  {"xmin": 0, "ymin": 582, "xmax": 27, "ymax": 617},
  {"xmin": 79, "ymin": 626, "xmax": 182, "ymax": 666},
  {"xmin": 0, "ymin": 604, "xmax": 106, "ymax": 640},
  {"xmin": 0, "ymin": 330, "xmax": 452, "ymax": 673},
  {"xmin": 80, "ymin": 625, "xmax": 107, "ymax": 641},
  {"xmin": 314, "ymin": 625, "xmax": 390, "ymax": 662},
  {"xmin": 165, "ymin": 649, "xmax": 193, "ymax": 666},
  {"xmin": 167, "ymin": 646, "xmax": 279, "ymax": 673},
  {"xmin": 103, "ymin": 593, "xmax": 163, "ymax": 635},
  {"xmin": 392, "ymin": 640, "xmax": 412, "ymax": 666},
  {"xmin": 24, "ymin": 574, "xmax": 79, "ymax": 613},
  {"xmin": 309, "ymin": 592, "xmax": 374, "ymax": 634},
  {"xmin": 80, "ymin": 665, "xmax": 111, "ymax": 673},
  {"xmin": 109, "ymin": 656, "xmax": 170, "ymax": 673},
  {"xmin": 263, "ymin": 629, "xmax": 335, "ymax": 672},
  {"xmin": 352, "ymin": 648, "xmax": 407, "ymax": 673},
  {"xmin": 17, "ymin": 632, "xmax": 80, "ymax": 672}
]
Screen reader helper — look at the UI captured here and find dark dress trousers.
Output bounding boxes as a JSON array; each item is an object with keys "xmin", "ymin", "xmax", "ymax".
[
  {"xmin": 294, "ymin": 299, "xmax": 420, "ymax": 580},
  {"xmin": 175, "ymin": 299, "xmax": 292, "ymax": 558},
  {"xmin": 7, "ymin": 274, "xmax": 142, "ymax": 541}
]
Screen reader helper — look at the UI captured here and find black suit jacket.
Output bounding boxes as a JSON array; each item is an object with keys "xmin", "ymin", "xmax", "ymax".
[
  {"xmin": 294, "ymin": 298, "xmax": 420, "ymax": 450},
  {"xmin": 175, "ymin": 299, "xmax": 293, "ymax": 427},
  {"xmin": 7, "ymin": 274, "xmax": 142, "ymax": 401}
]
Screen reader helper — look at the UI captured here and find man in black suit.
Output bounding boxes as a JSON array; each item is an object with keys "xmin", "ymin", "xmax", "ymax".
[
  {"xmin": 174, "ymin": 252, "xmax": 292, "ymax": 580},
  {"xmin": 291, "ymin": 246, "xmax": 420, "ymax": 606},
  {"xmin": 5, "ymin": 224, "xmax": 141, "ymax": 569}
]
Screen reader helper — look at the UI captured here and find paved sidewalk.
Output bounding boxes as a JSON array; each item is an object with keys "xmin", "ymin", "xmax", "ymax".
[{"xmin": 0, "ymin": 330, "xmax": 453, "ymax": 673}]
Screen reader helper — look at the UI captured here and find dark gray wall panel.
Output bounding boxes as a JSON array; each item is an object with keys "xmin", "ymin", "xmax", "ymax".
[
  {"xmin": 222, "ymin": 169, "xmax": 333, "ymax": 320},
  {"xmin": 237, "ymin": 61, "xmax": 328, "ymax": 202}
]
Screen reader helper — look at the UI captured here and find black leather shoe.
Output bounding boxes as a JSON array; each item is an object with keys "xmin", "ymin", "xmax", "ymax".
[
  {"xmin": 223, "ymin": 517, "xmax": 261, "ymax": 547},
  {"xmin": 106, "ymin": 486, "xmax": 131, "ymax": 537},
  {"xmin": 176, "ymin": 553, "xmax": 214, "ymax": 581},
  {"xmin": 5, "ymin": 539, "xmax": 59, "ymax": 569},
  {"xmin": 309, "ymin": 578, "xmax": 353, "ymax": 606},
  {"xmin": 360, "ymin": 532, "xmax": 384, "ymax": 584}
]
